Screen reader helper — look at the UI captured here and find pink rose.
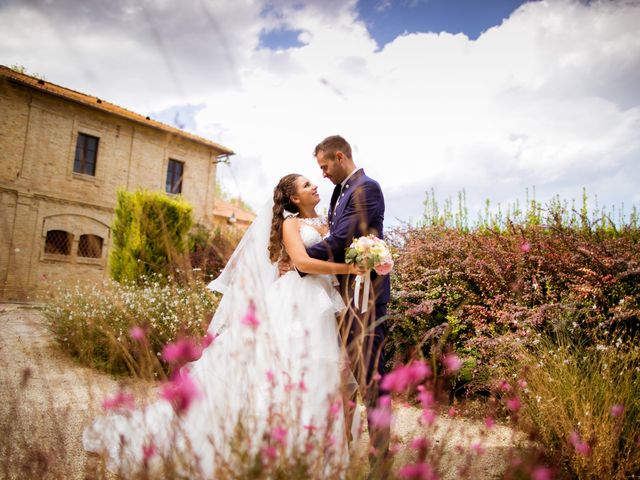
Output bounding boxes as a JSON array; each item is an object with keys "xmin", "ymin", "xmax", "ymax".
[{"xmin": 375, "ymin": 260, "xmax": 394, "ymax": 275}]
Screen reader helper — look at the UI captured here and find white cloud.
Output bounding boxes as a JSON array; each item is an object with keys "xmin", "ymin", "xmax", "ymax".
[{"xmin": 2, "ymin": 0, "xmax": 639, "ymax": 226}]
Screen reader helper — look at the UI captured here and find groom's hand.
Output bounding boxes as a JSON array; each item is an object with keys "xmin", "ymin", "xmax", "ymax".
[{"xmin": 278, "ymin": 259, "xmax": 293, "ymax": 276}]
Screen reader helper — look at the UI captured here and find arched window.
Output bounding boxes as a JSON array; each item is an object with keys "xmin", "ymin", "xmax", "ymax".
[
  {"xmin": 44, "ymin": 230, "xmax": 72, "ymax": 255},
  {"xmin": 78, "ymin": 234, "xmax": 103, "ymax": 258}
]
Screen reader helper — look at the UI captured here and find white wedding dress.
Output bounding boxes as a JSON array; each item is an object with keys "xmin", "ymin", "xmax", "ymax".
[{"xmin": 83, "ymin": 211, "xmax": 350, "ymax": 478}]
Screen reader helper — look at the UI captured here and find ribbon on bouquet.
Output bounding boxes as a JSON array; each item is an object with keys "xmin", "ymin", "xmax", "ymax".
[{"xmin": 353, "ymin": 272, "xmax": 371, "ymax": 313}]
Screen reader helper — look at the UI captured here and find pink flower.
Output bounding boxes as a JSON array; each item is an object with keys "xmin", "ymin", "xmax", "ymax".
[
  {"xmin": 201, "ymin": 332, "xmax": 216, "ymax": 348},
  {"xmin": 569, "ymin": 431, "xmax": 592, "ymax": 456},
  {"xmin": 610, "ymin": 404, "xmax": 624, "ymax": 418},
  {"xmin": 518, "ymin": 379, "xmax": 528, "ymax": 389},
  {"xmin": 266, "ymin": 370, "xmax": 276, "ymax": 384},
  {"xmin": 410, "ymin": 437, "xmax": 430, "ymax": 450},
  {"xmin": 160, "ymin": 370, "xmax": 199, "ymax": 415},
  {"xmin": 271, "ymin": 426, "xmax": 288, "ymax": 445},
  {"xmin": 261, "ymin": 446, "xmax": 278, "ymax": 462},
  {"xmin": 399, "ymin": 462, "xmax": 438, "ymax": 480},
  {"xmin": 471, "ymin": 442, "xmax": 485, "ymax": 455},
  {"xmin": 498, "ymin": 380, "xmax": 511, "ymax": 392},
  {"xmin": 369, "ymin": 397, "xmax": 392, "ymax": 428},
  {"xmin": 142, "ymin": 442, "xmax": 156, "ymax": 465},
  {"xmin": 375, "ymin": 260, "xmax": 394, "ymax": 275},
  {"xmin": 381, "ymin": 360, "xmax": 431, "ymax": 392},
  {"xmin": 506, "ymin": 396, "xmax": 521, "ymax": 412},
  {"xmin": 422, "ymin": 408, "xmax": 436, "ymax": 426},
  {"xmin": 347, "ymin": 400, "xmax": 356, "ymax": 408},
  {"xmin": 484, "ymin": 416, "xmax": 495, "ymax": 429},
  {"xmin": 448, "ymin": 407, "xmax": 457, "ymax": 417},
  {"xmin": 418, "ymin": 389, "xmax": 435, "ymax": 409},
  {"xmin": 443, "ymin": 354, "xmax": 462, "ymax": 375},
  {"xmin": 162, "ymin": 338, "xmax": 202, "ymax": 364},
  {"xmin": 102, "ymin": 391, "xmax": 135, "ymax": 411},
  {"xmin": 520, "ymin": 242, "xmax": 531, "ymax": 253},
  {"xmin": 129, "ymin": 326, "xmax": 146, "ymax": 341},
  {"xmin": 531, "ymin": 466, "xmax": 553, "ymax": 480},
  {"xmin": 329, "ymin": 400, "xmax": 342, "ymax": 417},
  {"xmin": 241, "ymin": 301, "xmax": 260, "ymax": 329}
]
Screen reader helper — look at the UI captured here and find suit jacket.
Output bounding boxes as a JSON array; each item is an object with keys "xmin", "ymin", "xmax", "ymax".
[{"xmin": 306, "ymin": 169, "xmax": 391, "ymax": 305}]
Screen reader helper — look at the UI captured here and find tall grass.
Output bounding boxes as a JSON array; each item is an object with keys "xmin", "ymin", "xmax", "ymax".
[{"xmin": 506, "ymin": 331, "xmax": 640, "ymax": 479}]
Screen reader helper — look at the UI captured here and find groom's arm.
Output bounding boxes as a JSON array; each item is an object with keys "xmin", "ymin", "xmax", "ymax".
[{"xmin": 306, "ymin": 181, "xmax": 384, "ymax": 262}]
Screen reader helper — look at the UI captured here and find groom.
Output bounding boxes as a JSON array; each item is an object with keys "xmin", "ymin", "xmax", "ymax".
[{"xmin": 305, "ymin": 135, "xmax": 391, "ymax": 470}]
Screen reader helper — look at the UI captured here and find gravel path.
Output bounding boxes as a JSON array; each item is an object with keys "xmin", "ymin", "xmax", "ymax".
[{"xmin": 0, "ymin": 304, "xmax": 521, "ymax": 479}]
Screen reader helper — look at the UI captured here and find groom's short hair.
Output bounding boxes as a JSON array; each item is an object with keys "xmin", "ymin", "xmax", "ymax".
[{"xmin": 314, "ymin": 135, "xmax": 352, "ymax": 160}]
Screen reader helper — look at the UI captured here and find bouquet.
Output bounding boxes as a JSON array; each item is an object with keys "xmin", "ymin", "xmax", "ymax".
[
  {"xmin": 345, "ymin": 235, "xmax": 394, "ymax": 312},
  {"xmin": 345, "ymin": 235, "xmax": 394, "ymax": 275}
]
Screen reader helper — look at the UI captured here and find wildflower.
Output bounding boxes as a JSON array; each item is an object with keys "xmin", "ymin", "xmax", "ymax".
[
  {"xmin": 369, "ymin": 396, "xmax": 392, "ymax": 428},
  {"xmin": 241, "ymin": 301, "xmax": 260, "ymax": 329},
  {"xmin": 484, "ymin": 416, "xmax": 495, "ymax": 429},
  {"xmin": 160, "ymin": 370, "xmax": 199, "ymax": 415},
  {"xmin": 102, "ymin": 391, "xmax": 135, "ymax": 411},
  {"xmin": 443, "ymin": 353, "xmax": 462, "ymax": 375},
  {"xmin": 305, "ymin": 442, "xmax": 314, "ymax": 453},
  {"xmin": 410, "ymin": 437, "xmax": 430, "ymax": 450},
  {"xmin": 422, "ymin": 408, "xmax": 436, "ymax": 425},
  {"xmin": 202, "ymin": 332, "xmax": 216, "ymax": 348},
  {"xmin": 271, "ymin": 426, "xmax": 288, "ymax": 445},
  {"xmin": 129, "ymin": 326, "xmax": 146, "ymax": 341},
  {"xmin": 162, "ymin": 338, "xmax": 203, "ymax": 364},
  {"xmin": 531, "ymin": 466, "xmax": 553, "ymax": 480},
  {"xmin": 569, "ymin": 431, "xmax": 592, "ymax": 456},
  {"xmin": 498, "ymin": 380, "xmax": 511, "ymax": 392},
  {"xmin": 471, "ymin": 442, "xmax": 485, "ymax": 455},
  {"xmin": 448, "ymin": 407, "xmax": 457, "ymax": 417},
  {"xmin": 399, "ymin": 462, "xmax": 438, "ymax": 480},
  {"xmin": 418, "ymin": 389, "xmax": 435, "ymax": 409},
  {"xmin": 142, "ymin": 442, "xmax": 156, "ymax": 465},
  {"xmin": 518, "ymin": 379, "xmax": 527, "ymax": 389},
  {"xmin": 506, "ymin": 397, "xmax": 521, "ymax": 412},
  {"xmin": 610, "ymin": 404, "xmax": 624, "ymax": 417},
  {"xmin": 329, "ymin": 400, "xmax": 342, "ymax": 417},
  {"xmin": 381, "ymin": 360, "xmax": 431, "ymax": 393},
  {"xmin": 520, "ymin": 242, "xmax": 531, "ymax": 253},
  {"xmin": 266, "ymin": 370, "xmax": 276, "ymax": 384},
  {"xmin": 261, "ymin": 446, "xmax": 278, "ymax": 462}
]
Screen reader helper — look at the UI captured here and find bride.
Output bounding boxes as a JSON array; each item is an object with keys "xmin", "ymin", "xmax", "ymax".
[{"xmin": 83, "ymin": 173, "xmax": 361, "ymax": 478}]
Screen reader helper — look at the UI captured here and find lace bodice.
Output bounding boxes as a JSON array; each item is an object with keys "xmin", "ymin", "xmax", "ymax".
[{"xmin": 298, "ymin": 217, "xmax": 327, "ymax": 247}]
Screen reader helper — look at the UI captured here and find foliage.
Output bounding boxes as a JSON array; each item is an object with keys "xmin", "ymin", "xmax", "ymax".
[
  {"xmin": 188, "ymin": 222, "xmax": 244, "ymax": 283},
  {"xmin": 504, "ymin": 331, "xmax": 640, "ymax": 479},
  {"xmin": 110, "ymin": 189, "xmax": 193, "ymax": 284},
  {"xmin": 44, "ymin": 277, "xmax": 218, "ymax": 378},
  {"xmin": 388, "ymin": 195, "xmax": 640, "ymax": 394}
]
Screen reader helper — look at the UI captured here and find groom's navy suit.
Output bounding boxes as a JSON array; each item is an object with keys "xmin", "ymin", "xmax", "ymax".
[{"xmin": 305, "ymin": 168, "xmax": 391, "ymax": 452}]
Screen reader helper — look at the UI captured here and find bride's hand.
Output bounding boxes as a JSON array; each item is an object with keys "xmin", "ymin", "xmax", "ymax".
[{"xmin": 348, "ymin": 263, "xmax": 368, "ymax": 275}]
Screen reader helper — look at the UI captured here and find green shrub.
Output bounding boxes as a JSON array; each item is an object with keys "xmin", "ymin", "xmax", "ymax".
[
  {"xmin": 110, "ymin": 189, "xmax": 193, "ymax": 284},
  {"xmin": 44, "ymin": 277, "xmax": 218, "ymax": 378}
]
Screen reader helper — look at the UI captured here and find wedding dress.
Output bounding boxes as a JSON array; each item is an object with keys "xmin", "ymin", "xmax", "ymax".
[{"xmin": 82, "ymin": 204, "xmax": 350, "ymax": 478}]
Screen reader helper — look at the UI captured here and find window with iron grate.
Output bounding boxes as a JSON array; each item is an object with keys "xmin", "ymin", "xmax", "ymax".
[
  {"xmin": 74, "ymin": 133, "xmax": 99, "ymax": 176},
  {"xmin": 44, "ymin": 230, "xmax": 73, "ymax": 255},
  {"xmin": 78, "ymin": 234, "xmax": 103, "ymax": 258}
]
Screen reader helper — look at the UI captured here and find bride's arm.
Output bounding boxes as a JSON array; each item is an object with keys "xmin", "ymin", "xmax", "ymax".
[{"xmin": 282, "ymin": 219, "xmax": 358, "ymax": 275}]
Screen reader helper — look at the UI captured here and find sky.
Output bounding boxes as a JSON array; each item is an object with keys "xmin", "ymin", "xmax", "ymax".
[{"xmin": 1, "ymin": 0, "xmax": 639, "ymax": 227}]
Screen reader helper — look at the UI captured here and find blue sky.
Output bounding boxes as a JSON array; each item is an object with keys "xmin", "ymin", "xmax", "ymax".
[
  {"xmin": 1, "ymin": 0, "xmax": 639, "ymax": 227},
  {"xmin": 358, "ymin": 0, "xmax": 531, "ymax": 44},
  {"xmin": 260, "ymin": 1, "xmax": 530, "ymax": 50}
]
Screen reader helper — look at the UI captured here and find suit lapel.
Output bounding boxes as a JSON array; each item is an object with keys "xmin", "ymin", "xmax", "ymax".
[{"xmin": 335, "ymin": 170, "xmax": 365, "ymax": 217}]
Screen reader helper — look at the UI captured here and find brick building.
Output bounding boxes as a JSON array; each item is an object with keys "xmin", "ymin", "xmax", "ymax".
[{"xmin": 0, "ymin": 65, "xmax": 236, "ymax": 300}]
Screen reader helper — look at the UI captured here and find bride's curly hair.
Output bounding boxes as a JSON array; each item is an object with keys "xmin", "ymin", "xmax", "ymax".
[{"xmin": 269, "ymin": 173, "xmax": 302, "ymax": 263}]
